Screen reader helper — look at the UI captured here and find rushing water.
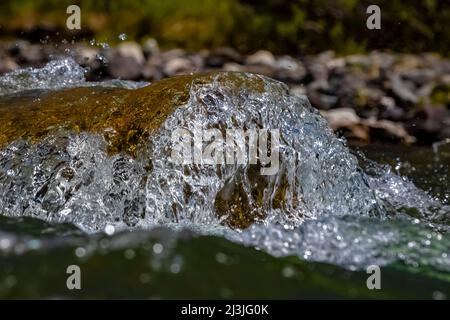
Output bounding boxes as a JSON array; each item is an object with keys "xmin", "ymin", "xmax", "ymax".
[{"xmin": 0, "ymin": 59, "xmax": 449, "ymax": 298}]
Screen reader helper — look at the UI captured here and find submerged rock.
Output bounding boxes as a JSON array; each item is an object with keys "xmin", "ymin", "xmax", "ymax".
[
  {"xmin": 0, "ymin": 66, "xmax": 445, "ymax": 234},
  {"xmin": 0, "ymin": 69, "xmax": 383, "ymax": 230}
]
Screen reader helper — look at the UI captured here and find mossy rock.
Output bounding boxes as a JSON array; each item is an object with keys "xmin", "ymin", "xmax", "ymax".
[
  {"xmin": 0, "ymin": 72, "xmax": 265, "ymax": 156},
  {"xmin": 430, "ymin": 83, "xmax": 450, "ymax": 106}
]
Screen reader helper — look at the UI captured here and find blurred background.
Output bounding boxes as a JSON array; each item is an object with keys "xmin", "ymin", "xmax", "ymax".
[{"xmin": 0, "ymin": 0, "xmax": 448, "ymax": 55}]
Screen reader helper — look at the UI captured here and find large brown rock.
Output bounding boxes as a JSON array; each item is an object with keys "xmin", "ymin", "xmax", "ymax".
[{"xmin": 0, "ymin": 72, "xmax": 265, "ymax": 157}]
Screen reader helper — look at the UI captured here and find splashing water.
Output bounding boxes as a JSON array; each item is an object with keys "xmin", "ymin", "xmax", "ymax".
[
  {"xmin": 0, "ymin": 58, "xmax": 85, "ymax": 95},
  {"xmin": 118, "ymin": 33, "xmax": 127, "ymax": 41},
  {"xmin": 0, "ymin": 58, "xmax": 148, "ymax": 96},
  {"xmin": 0, "ymin": 59, "xmax": 448, "ymax": 272}
]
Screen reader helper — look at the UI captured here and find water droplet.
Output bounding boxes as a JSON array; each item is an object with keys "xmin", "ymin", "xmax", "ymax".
[
  {"xmin": 118, "ymin": 33, "xmax": 127, "ymax": 41},
  {"xmin": 75, "ymin": 247, "xmax": 86, "ymax": 258},
  {"xmin": 282, "ymin": 266, "xmax": 295, "ymax": 278},
  {"xmin": 215, "ymin": 252, "xmax": 228, "ymax": 264},
  {"xmin": 432, "ymin": 291, "xmax": 446, "ymax": 300},
  {"xmin": 27, "ymin": 240, "xmax": 41, "ymax": 250},
  {"xmin": 152, "ymin": 243, "xmax": 163, "ymax": 254},
  {"xmin": 170, "ymin": 263, "xmax": 181, "ymax": 274},
  {"xmin": 5, "ymin": 275, "xmax": 16, "ymax": 288},
  {"xmin": 124, "ymin": 249, "xmax": 135, "ymax": 260},
  {"xmin": 0, "ymin": 238, "xmax": 12, "ymax": 250},
  {"xmin": 105, "ymin": 225, "xmax": 115, "ymax": 236}
]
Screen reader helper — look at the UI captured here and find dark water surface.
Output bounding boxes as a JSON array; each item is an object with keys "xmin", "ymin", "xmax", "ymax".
[{"xmin": 0, "ymin": 143, "xmax": 448, "ymax": 299}]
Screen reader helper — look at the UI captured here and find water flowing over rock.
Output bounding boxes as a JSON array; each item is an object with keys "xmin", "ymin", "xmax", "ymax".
[
  {"xmin": 0, "ymin": 57, "xmax": 147, "ymax": 96},
  {"xmin": 0, "ymin": 59, "xmax": 448, "ymax": 271}
]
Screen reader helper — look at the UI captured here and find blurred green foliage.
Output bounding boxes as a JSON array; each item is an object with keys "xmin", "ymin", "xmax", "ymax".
[{"xmin": 0, "ymin": 0, "xmax": 448, "ymax": 55}]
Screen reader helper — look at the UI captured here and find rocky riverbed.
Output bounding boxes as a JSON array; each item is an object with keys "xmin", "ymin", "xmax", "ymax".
[{"xmin": 0, "ymin": 39, "xmax": 449, "ymax": 145}]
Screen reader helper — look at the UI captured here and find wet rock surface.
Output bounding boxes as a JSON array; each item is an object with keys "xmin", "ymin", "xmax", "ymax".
[
  {"xmin": 2, "ymin": 67, "xmax": 423, "ymax": 232},
  {"xmin": 0, "ymin": 72, "xmax": 264, "ymax": 155}
]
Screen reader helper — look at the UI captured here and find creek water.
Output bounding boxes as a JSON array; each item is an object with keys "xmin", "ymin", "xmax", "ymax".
[{"xmin": 0, "ymin": 59, "xmax": 448, "ymax": 298}]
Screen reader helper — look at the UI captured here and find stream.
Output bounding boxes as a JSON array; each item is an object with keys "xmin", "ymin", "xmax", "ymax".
[{"xmin": 0, "ymin": 59, "xmax": 448, "ymax": 298}]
